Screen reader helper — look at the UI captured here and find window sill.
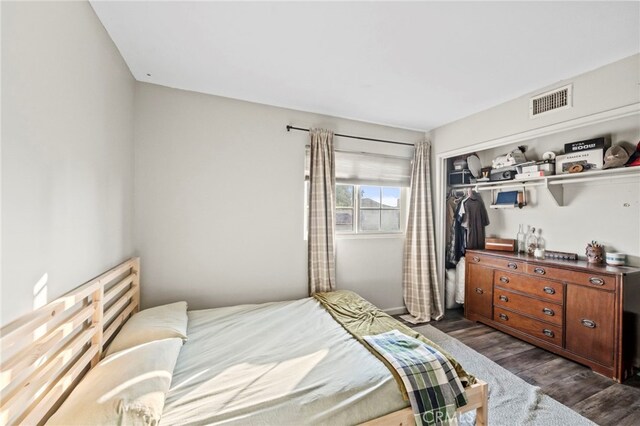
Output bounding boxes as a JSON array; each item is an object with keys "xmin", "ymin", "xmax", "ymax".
[{"xmin": 336, "ymin": 232, "xmax": 405, "ymax": 240}]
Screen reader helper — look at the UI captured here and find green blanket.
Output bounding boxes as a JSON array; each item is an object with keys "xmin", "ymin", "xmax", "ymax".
[{"xmin": 314, "ymin": 290, "xmax": 475, "ymax": 401}]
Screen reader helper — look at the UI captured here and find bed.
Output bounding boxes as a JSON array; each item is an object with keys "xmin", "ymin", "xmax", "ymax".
[{"xmin": 0, "ymin": 258, "xmax": 487, "ymax": 425}]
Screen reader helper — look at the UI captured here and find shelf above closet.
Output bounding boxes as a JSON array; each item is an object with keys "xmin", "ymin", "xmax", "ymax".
[{"xmin": 450, "ymin": 166, "xmax": 640, "ymax": 206}]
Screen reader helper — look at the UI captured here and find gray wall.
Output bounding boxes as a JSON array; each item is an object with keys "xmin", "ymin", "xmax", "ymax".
[
  {"xmin": 133, "ymin": 83, "xmax": 420, "ymax": 312},
  {"xmin": 1, "ymin": 1, "xmax": 136, "ymax": 324},
  {"xmin": 430, "ymin": 54, "xmax": 639, "ymax": 156},
  {"xmin": 429, "ymin": 53, "xmax": 640, "ymax": 289}
]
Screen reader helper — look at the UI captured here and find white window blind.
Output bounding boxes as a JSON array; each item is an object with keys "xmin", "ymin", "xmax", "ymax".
[{"xmin": 305, "ymin": 147, "xmax": 412, "ymax": 187}]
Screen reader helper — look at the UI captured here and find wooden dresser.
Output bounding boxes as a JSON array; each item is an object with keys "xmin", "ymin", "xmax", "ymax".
[{"xmin": 464, "ymin": 249, "xmax": 640, "ymax": 382}]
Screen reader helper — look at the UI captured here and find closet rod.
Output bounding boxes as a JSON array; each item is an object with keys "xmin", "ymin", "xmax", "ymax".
[{"xmin": 286, "ymin": 125, "xmax": 415, "ymax": 147}]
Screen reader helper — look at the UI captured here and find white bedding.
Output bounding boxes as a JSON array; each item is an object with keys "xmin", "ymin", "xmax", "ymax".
[{"xmin": 161, "ymin": 298, "xmax": 408, "ymax": 425}]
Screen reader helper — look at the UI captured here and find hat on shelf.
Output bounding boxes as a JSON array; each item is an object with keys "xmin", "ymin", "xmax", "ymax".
[
  {"xmin": 602, "ymin": 145, "xmax": 630, "ymax": 169},
  {"xmin": 467, "ymin": 155, "xmax": 482, "ymax": 178},
  {"xmin": 625, "ymin": 141, "xmax": 640, "ymax": 167}
]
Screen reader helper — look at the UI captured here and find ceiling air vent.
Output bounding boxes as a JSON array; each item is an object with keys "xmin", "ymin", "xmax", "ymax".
[{"xmin": 529, "ymin": 84, "xmax": 572, "ymax": 118}]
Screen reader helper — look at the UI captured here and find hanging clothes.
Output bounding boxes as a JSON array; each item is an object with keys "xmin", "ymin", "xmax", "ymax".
[
  {"xmin": 445, "ymin": 268, "xmax": 459, "ymax": 309},
  {"xmin": 446, "ymin": 189, "xmax": 489, "ymax": 304},
  {"xmin": 454, "ymin": 257, "xmax": 466, "ymax": 304},
  {"xmin": 453, "ymin": 190, "xmax": 490, "ymax": 261},
  {"xmin": 453, "ymin": 194, "xmax": 468, "ymax": 261},
  {"xmin": 463, "ymin": 192, "xmax": 490, "ymax": 249},
  {"xmin": 445, "ymin": 193, "xmax": 462, "ymax": 267}
]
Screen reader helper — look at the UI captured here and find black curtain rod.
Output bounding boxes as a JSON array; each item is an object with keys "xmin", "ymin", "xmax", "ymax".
[{"xmin": 286, "ymin": 125, "xmax": 415, "ymax": 147}]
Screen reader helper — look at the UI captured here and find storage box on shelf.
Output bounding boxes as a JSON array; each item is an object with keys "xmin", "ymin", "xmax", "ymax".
[
  {"xmin": 556, "ymin": 149, "xmax": 604, "ymax": 174},
  {"xmin": 448, "ymin": 169, "xmax": 473, "ymax": 185}
]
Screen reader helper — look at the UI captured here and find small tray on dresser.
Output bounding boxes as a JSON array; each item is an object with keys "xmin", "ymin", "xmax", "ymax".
[{"xmin": 544, "ymin": 250, "xmax": 578, "ymax": 261}]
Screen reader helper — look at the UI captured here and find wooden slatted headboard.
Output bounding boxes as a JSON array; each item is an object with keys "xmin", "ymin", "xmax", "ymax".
[{"xmin": 0, "ymin": 258, "xmax": 140, "ymax": 425}]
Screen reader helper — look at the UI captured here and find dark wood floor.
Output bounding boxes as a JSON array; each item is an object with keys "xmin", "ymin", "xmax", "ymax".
[{"xmin": 396, "ymin": 309, "xmax": 640, "ymax": 426}]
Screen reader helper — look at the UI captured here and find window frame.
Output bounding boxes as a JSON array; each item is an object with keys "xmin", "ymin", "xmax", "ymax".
[
  {"xmin": 304, "ymin": 182, "xmax": 408, "ymax": 240},
  {"xmin": 336, "ymin": 183, "xmax": 407, "ymax": 237}
]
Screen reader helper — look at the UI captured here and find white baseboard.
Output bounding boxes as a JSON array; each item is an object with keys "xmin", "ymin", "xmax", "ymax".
[{"xmin": 383, "ymin": 306, "xmax": 408, "ymax": 316}]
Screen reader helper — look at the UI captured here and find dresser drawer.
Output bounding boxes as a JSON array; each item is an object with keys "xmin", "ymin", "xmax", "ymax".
[
  {"xmin": 467, "ymin": 253, "xmax": 524, "ymax": 272},
  {"xmin": 524, "ymin": 264, "xmax": 616, "ymax": 291},
  {"xmin": 492, "ymin": 271, "xmax": 564, "ymax": 304},
  {"xmin": 494, "ymin": 307, "xmax": 563, "ymax": 347},
  {"xmin": 466, "ymin": 264, "xmax": 493, "ymax": 319},
  {"xmin": 566, "ymin": 285, "xmax": 615, "ymax": 367},
  {"xmin": 493, "ymin": 287, "xmax": 562, "ymax": 326}
]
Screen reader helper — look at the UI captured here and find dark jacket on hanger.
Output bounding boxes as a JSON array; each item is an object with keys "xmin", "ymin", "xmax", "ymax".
[
  {"xmin": 454, "ymin": 199, "xmax": 467, "ymax": 261},
  {"xmin": 464, "ymin": 192, "xmax": 490, "ymax": 249},
  {"xmin": 446, "ymin": 195, "xmax": 462, "ymax": 267}
]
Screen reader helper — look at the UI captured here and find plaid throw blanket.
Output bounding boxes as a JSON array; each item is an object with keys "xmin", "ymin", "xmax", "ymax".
[{"xmin": 363, "ymin": 330, "xmax": 467, "ymax": 426}]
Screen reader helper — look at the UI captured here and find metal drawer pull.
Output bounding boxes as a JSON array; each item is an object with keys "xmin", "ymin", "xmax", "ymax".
[
  {"xmin": 543, "ymin": 286, "xmax": 556, "ymax": 295},
  {"xmin": 542, "ymin": 329, "xmax": 555, "ymax": 338},
  {"xmin": 473, "ymin": 256, "xmax": 481, "ymax": 263},
  {"xmin": 500, "ymin": 276, "xmax": 510, "ymax": 284},
  {"xmin": 534, "ymin": 267, "xmax": 546, "ymax": 275},
  {"xmin": 499, "ymin": 295, "xmax": 509, "ymax": 302},
  {"xmin": 581, "ymin": 319, "xmax": 596, "ymax": 329},
  {"xmin": 475, "ymin": 287, "xmax": 484, "ymax": 294},
  {"xmin": 589, "ymin": 277, "xmax": 604, "ymax": 286},
  {"xmin": 507, "ymin": 262, "xmax": 518, "ymax": 270},
  {"xmin": 499, "ymin": 313, "xmax": 508, "ymax": 320},
  {"xmin": 542, "ymin": 307, "xmax": 555, "ymax": 316}
]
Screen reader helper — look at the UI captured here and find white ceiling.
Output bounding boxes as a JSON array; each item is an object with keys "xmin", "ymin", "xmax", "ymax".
[{"xmin": 91, "ymin": 1, "xmax": 640, "ymax": 131}]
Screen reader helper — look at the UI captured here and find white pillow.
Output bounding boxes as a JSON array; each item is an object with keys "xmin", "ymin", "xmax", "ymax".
[
  {"xmin": 105, "ymin": 301, "xmax": 188, "ymax": 356},
  {"xmin": 47, "ymin": 338, "xmax": 183, "ymax": 426}
]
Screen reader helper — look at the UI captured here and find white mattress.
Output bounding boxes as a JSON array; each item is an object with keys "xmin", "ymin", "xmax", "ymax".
[{"xmin": 161, "ymin": 298, "xmax": 408, "ymax": 425}]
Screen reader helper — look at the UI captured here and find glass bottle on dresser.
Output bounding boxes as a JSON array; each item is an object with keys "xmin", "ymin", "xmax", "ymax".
[
  {"xmin": 526, "ymin": 227, "xmax": 538, "ymax": 255},
  {"xmin": 534, "ymin": 229, "xmax": 545, "ymax": 258},
  {"xmin": 516, "ymin": 224, "xmax": 526, "ymax": 253}
]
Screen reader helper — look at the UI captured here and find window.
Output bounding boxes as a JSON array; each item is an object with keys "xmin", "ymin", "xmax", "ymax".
[
  {"xmin": 304, "ymin": 147, "xmax": 411, "ymax": 237},
  {"xmin": 336, "ymin": 184, "xmax": 403, "ymax": 234}
]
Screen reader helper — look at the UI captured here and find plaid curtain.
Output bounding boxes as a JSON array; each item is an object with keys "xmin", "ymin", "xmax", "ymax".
[
  {"xmin": 308, "ymin": 128, "xmax": 336, "ymax": 294},
  {"xmin": 403, "ymin": 141, "xmax": 443, "ymax": 323}
]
